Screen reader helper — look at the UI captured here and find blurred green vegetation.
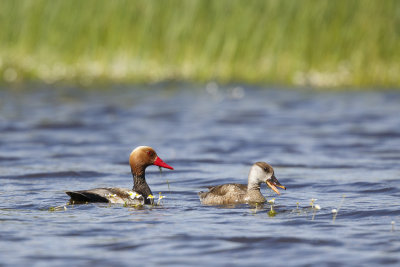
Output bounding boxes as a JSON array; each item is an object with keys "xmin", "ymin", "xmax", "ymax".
[{"xmin": 0, "ymin": 0, "xmax": 399, "ymax": 87}]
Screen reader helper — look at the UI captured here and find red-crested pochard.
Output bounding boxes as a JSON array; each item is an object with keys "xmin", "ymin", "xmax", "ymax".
[
  {"xmin": 66, "ymin": 146, "xmax": 173, "ymax": 205},
  {"xmin": 198, "ymin": 162, "xmax": 285, "ymax": 205}
]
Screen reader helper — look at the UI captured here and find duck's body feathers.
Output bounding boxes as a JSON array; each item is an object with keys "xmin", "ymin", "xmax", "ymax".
[
  {"xmin": 199, "ymin": 183, "xmax": 264, "ymax": 205},
  {"xmin": 66, "ymin": 188, "xmax": 145, "ymax": 205}
]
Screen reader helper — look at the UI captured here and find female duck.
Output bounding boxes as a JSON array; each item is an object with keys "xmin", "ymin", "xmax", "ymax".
[
  {"xmin": 198, "ymin": 162, "xmax": 285, "ymax": 205},
  {"xmin": 66, "ymin": 146, "xmax": 174, "ymax": 205}
]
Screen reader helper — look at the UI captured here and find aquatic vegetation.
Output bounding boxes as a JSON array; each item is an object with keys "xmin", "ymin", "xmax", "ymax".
[
  {"xmin": 310, "ymin": 198, "xmax": 317, "ymax": 209},
  {"xmin": 312, "ymin": 203, "xmax": 321, "ymax": 221},
  {"xmin": 124, "ymin": 201, "xmax": 143, "ymax": 209},
  {"xmin": 128, "ymin": 192, "xmax": 142, "ymax": 200},
  {"xmin": 157, "ymin": 192, "xmax": 166, "ymax": 206},
  {"xmin": 48, "ymin": 205, "xmax": 68, "ymax": 212},
  {"xmin": 0, "ymin": 0, "xmax": 399, "ymax": 87},
  {"xmin": 268, "ymin": 208, "xmax": 276, "ymax": 217},
  {"xmin": 147, "ymin": 194, "xmax": 155, "ymax": 205},
  {"xmin": 268, "ymin": 198, "xmax": 277, "ymax": 217},
  {"xmin": 332, "ymin": 195, "xmax": 346, "ymax": 223},
  {"xmin": 271, "ymin": 196, "xmax": 352, "ymax": 222},
  {"xmin": 252, "ymin": 203, "xmax": 259, "ymax": 214}
]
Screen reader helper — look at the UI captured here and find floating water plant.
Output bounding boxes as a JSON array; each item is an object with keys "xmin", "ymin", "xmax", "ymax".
[
  {"xmin": 312, "ymin": 204, "xmax": 321, "ymax": 221},
  {"xmin": 290, "ymin": 201, "xmax": 301, "ymax": 214},
  {"xmin": 268, "ymin": 208, "xmax": 276, "ymax": 217},
  {"xmin": 310, "ymin": 198, "xmax": 317, "ymax": 209},
  {"xmin": 147, "ymin": 194, "xmax": 155, "ymax": 205},
  {"xmin": 48, "ymin": 205, "xmax": 67, "ymax": 212},
  {"xmin": 252, "ymin": 203, "xmax": 259, "ymax": 214},
  {"xmin": 157, "ymin": 192, "xmax": 166, "ymax": 205},
  {"xmin": 268, "ymin": 198, "xmax": 277, "ymax": 217},
  {"xmin": 128, "ymin": 191, "xmax": 142, "ymax": 200},
  {"xmin": 332, "ymin": 195, "xmax": 346, "ymax": 223}
]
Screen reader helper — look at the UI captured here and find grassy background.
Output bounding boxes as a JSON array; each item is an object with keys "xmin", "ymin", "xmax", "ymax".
[{"xmin": 0, "ymin": 0, "xmax": 399, "ymax": 87}]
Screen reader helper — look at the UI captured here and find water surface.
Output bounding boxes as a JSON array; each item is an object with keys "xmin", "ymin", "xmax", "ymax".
[{"xmin": 1, "ymin": 84, "xmax": 400, "ymax": 266}]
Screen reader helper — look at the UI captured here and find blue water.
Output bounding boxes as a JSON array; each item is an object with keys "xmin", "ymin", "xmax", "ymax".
[{"xmin": 1, "ymin": 84, "xmax": 400, "ymax": 266}]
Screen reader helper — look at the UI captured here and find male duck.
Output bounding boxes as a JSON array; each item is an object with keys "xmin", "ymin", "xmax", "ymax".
[{"xmin": 66, "ymin": 146, "xmax": 174, "ymax": 205}]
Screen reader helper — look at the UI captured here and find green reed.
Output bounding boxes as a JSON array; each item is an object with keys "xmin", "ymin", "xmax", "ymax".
[{"xmin": 1, "ymin": 0, "xmax": 399, "ymax": 87}]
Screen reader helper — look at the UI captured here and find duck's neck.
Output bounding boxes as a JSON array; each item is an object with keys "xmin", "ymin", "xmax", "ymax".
[
  {"xmin": 247, "ymin": 182, "xmax": 265, "ymax": 203},
  {"xmin": 132, "ymin": 167, "xmax": 153, "ymax": 203},
  {"xmin": 247, "ymin": 181, "xmax": 261, "ymax": 191}
]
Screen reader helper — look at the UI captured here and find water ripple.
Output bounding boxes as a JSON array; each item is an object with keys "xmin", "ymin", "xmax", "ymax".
[{"xmin": 1, "ymin": 171, "xmax": 108, "ymax": 179}]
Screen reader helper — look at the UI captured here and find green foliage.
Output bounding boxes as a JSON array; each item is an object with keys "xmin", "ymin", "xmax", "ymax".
[{"xmin": 0, "ymin": 0, "xmax": 399, "ymax": 87}]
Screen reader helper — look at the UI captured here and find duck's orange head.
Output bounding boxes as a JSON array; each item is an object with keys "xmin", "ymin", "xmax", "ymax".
[{"xmin": 129, "ymin": 146, "xmax": 174, "ymax": 170}]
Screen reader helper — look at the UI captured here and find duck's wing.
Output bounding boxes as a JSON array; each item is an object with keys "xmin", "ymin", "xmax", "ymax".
[
  {"xmin": 198, "ymin": 184, "xmax": 247, "ymax": 205},
  {"xmin": 66, "ymin": 187, "xmax": 143, "ymax": 204},
  {"xmin": 206, "ymin": 183, "xmax": 247, "ymax": 195},
  {"xmin": 66, "ymin": 188, "xmax": 110, "ymax": 203}
]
